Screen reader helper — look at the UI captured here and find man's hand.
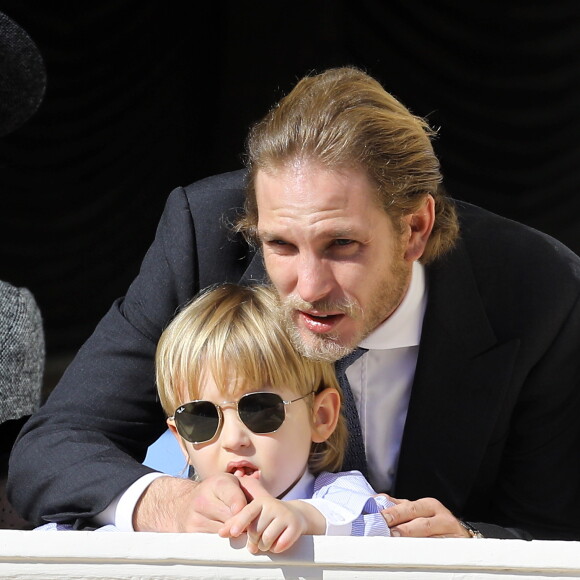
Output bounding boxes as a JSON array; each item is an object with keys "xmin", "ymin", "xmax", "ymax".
[
  {"xmin": 380, "ymin": 495, "xmax": 471, "ymax": 538},
  {"xmin": 133, "ymin": 474, "xmax": 247, "ymax": 532},
  {"xmin": 219, "ymin": 476, "xmax": 325, "ymax": 553}
]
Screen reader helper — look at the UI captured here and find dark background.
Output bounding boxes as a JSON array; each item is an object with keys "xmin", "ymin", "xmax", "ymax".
[{"xmin": 1, "ymin": 1, "xmax": 580, "ymax": 394}]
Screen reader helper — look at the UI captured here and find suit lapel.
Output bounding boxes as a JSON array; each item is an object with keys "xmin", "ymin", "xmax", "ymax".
[{"xmin": 394, "ymin": 241, "xmax": 520, "ymax": 512}]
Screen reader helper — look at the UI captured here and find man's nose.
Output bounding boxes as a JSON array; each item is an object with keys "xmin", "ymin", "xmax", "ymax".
[{"xmin": 295, "ymin": 254, "xmax": 336, "ymax": 304}]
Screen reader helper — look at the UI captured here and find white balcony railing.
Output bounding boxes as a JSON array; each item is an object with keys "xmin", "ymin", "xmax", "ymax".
[{"xmin": 0, "ymin": 530, "xmax": 579, "ymax": 579}]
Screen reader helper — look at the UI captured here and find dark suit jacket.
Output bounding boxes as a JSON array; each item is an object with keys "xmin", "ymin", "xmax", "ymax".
[{"xmin": 9, "ymin": 170, "xmax": 580, "ymax": 539}]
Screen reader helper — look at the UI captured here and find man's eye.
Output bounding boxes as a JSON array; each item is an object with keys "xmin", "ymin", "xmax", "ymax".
[
  {"xmin": 334, "ymin": 239, "xmax": 354, "ymax": 246},
  {"xmin": 264, "ymin": 239, "xmax": 296, "ymax": 253}
]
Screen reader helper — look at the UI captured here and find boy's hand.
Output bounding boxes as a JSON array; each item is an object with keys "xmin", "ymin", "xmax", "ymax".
[
  {"xmin": 219, "ymin": 476, "xmax": 325, "ymax": 553},
  {"xmin": 236, "ymin": 474, "xmax": 272, "ymax": 502}
]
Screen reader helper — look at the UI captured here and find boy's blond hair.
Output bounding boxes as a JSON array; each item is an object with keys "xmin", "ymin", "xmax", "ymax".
[{"xmin": 156, "ymin": 283, "xmax": 347, "ymax": 474}]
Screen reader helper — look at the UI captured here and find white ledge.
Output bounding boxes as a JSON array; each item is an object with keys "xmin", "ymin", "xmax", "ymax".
[{"xmin": 0, "ymin": 530, "xmax": 579, "ymax": 579}]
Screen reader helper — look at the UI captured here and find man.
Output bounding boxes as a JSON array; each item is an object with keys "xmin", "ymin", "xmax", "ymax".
[{"xmin": 9, "ymin": 68, "xmax": 580, "ymax": 540}]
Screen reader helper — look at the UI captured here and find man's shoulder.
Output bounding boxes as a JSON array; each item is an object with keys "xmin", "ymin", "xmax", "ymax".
[
  {"xmin": 455, "ymin": 200, "xmax": 580, "ymax": 269},
  {"xmin": 172, "ymin": 170, "xmax": 248, "ymax": 226},
  {"xmin": 182, "ymin": 169, "xmax": 247, "ymax": 200},
  {"xmin": 445, "ymin": 200, "xmax": 580, "ymax": 319}
]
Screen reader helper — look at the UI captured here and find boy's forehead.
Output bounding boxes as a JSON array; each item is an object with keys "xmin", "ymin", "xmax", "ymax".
[
  {"xmin": 176, "ymin": 362, "xmax": 305, "ymax": 402},
  {"xmin": 187, "ymin": 371, "xmax": 269, "ymax": 400},
  {"xmin": 185, "ymin": 375, "xmax": 303, "ymax": 403}
]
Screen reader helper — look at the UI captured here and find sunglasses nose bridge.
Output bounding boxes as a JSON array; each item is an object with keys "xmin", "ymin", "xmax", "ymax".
[
  {"xmin": 216, "ymin": 400, "xmax": 243, "ymax": 429},
  {"xmin": 218, "ymin": 405, "xmax": 254, "ymax": 448},
  {"xmin": 217, "ymin": 399, "xmax": 239, "ymax": 411}
]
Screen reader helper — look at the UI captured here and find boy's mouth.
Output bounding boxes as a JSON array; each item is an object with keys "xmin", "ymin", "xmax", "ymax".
[{"xmin": 227, "ymin": 461, "xmax": 260, "ymax": 479}]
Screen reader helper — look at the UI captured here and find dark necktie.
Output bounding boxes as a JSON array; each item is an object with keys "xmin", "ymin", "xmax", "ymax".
[{"xmin": 335, "ymin": 347, "xmax": 368, "ymax": 476}]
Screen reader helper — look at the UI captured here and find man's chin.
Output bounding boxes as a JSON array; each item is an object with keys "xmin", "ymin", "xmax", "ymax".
[
  {"xmin": 282, "ymin": 309, "xmax": 356, "ymax": 361},
  {"xmin": 295, "ymin": 330, "xmax": 355, "ymax": 363}
]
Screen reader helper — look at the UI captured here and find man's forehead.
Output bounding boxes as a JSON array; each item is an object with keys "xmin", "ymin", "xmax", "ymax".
[
  {"xmin": 254, "ymin": 165, "xmax": 382, "ymax": 208},
  {"xmin": 254, "ymin": 165, "xmax": 385, "ymax": 230},
  {"xmin": 255, "ymin": 163, "xmax": 368, "ymax": 184}
]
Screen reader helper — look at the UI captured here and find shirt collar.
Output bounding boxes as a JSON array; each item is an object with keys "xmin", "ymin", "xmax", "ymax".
[
  {"xmin": 359, "ymin": 261, "xmax": 427, "ymax": 350},
  {"xmin": 281, "ymin": 469, "xmax": 315, "ymax": 501}
]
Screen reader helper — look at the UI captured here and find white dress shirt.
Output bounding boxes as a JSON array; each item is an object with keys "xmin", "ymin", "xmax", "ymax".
[{"xmin": 347, "ymin": 260, "xmax": 427, "ymax": 492}]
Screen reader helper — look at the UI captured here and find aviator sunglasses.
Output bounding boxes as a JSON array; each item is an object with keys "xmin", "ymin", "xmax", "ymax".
[{"xmin": 171, "ymin": 390, "xmax": 315, "ymax": 444}]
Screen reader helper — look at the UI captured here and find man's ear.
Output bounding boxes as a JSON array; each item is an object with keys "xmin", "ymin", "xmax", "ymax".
[
  {"xmin": 403, "ymin": 194, "xmax": 435, "ymax": 262},
  {"xmin": 311, "ymin": 388, "xmax": 341, "ymax": 443},
  {"xmin": 167, "ymin": 418, "xmax": 193, "ymax": 465}
]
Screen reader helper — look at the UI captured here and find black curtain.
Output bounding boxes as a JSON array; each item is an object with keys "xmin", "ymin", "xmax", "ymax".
[{"xmin": 1, "ymin": 1, "xmax": 579, "ymax": 364}]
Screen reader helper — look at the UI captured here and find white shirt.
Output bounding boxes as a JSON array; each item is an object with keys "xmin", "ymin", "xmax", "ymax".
[
  {"xmin": 284, "ymin": 469, "xmax": 392, "ymax": 536},
  {"xmin": 97, "ymin": 261, "xmax": 427, "ymax": 530},
  {"xmin": 347, "ymin": 260, "xmax": 427, "ymax": 492}
]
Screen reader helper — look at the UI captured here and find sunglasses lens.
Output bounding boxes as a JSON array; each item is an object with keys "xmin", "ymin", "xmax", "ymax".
[
  {"xmin": 175, "ymin": 401, "xmax": 219, "ymax": 443},
  {"xmin": 238, "ymin": 392, "xmax": 286, "ymax": 433}
]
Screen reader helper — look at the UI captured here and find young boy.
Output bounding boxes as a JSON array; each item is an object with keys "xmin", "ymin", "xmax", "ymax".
[{"xmin": 156, "ymin": 283, "xmax": 392, "ymax": 553}]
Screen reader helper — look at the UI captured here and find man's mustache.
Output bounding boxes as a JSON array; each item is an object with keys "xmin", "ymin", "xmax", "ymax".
[{"xmin": 281, "ymin": 295, "xmax": 362, "ymax": 320}]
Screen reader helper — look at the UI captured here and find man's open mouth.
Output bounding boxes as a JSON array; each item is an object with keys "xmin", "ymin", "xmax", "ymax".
[
  {"xmin": 299, "ymin": 311, "xmax": 344, "ymax": 332},
  {"xmin": 307, "ymin": 313, "xmax": 341, "ymax": 321}
]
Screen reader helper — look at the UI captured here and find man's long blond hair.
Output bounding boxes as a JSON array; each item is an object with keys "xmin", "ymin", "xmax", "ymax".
[{"xmin": 237, "ymin": 67, "xmax": 459, "ymax": 263}]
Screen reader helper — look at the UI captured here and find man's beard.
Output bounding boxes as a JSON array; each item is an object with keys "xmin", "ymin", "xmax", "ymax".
[
  {"xmin": 280, "ymin": 296, "xmax": 361, "ymax": 362},
  {"xmin": 279, "ymin": 258, "xmax": 411, "ymax": 363}
]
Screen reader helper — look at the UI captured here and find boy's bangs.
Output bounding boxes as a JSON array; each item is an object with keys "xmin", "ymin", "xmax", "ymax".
[
  {"xmin": 199, "ymin": 317, "xmax": 316, "ymax": 399},
  {"xmin": 157, "ymin": 284, "xmax": 334, "ymax": 413}
]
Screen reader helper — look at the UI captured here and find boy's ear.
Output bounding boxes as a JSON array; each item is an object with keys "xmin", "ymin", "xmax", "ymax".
[
  {"xmin": 167, "ymin": 418, "xmax": 193, "ymax": 465},
  {"xmin": 310, "ymin": 388, "xmax": 341, "ymax": 443}
]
